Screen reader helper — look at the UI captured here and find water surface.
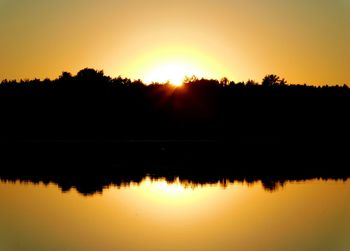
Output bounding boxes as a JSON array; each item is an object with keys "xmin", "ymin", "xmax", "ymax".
[{"xmin": 0, "ymin": 178, "xmax": 349, "ymax": 251}]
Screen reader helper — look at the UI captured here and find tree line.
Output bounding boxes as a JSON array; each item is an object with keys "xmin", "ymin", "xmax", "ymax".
[
  {"xmin": 0, "ymin": 68, "xmax": 349, "ymax": 144},
  {"xmin": 1, "ymin": 68, "xmax": 348, "ymax": 90}
]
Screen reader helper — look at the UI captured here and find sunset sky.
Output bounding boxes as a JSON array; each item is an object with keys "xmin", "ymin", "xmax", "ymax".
[{"xmin": 0, "ymin": 0, "xmax": 349, "ymax": 85}]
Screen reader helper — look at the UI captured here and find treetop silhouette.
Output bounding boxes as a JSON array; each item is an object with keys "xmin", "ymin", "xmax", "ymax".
[{"xmin": 0, "ymin": 69, "xmax": 349, "ymax": 144}]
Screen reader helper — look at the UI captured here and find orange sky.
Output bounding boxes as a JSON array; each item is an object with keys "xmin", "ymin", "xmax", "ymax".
[{"xmin": 0, "ymin": 0, "xmax": 349, "ymax": 85}]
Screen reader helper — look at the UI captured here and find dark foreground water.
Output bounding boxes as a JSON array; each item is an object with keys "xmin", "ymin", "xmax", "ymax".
[{"xmin": 0, "ymin": 178, "xmax": 349, "ymax": 251}]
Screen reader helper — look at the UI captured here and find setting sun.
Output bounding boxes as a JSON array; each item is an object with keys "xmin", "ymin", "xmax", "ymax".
[
  {"xmin": 143, "ymin": 60, "xmax": 207, "ymax": 86},
  {"xmin": 122, "ymin": 46, "xmax": 228, "ymax": 86}
]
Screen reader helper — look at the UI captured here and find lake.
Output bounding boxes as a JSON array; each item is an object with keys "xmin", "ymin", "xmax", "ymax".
[{"xmin": 0, "ymin": 178, "xmax": 349, "ymax": 251}]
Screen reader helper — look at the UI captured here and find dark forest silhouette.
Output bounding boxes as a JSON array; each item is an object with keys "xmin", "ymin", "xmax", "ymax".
[
  {"xmin": 0, "ymin": 68, "xmax": 349, "ymax": 193},
  {"xmin": 0, "ymin": 140, "xmax": 349, "ymax": 195},
  {"xmin": 1, "ymin": 68, "xmax": 349, "ymax": 143},
  {"xmin": 0, "ymin": 132, "xmax": 350, "ymax": 195}
]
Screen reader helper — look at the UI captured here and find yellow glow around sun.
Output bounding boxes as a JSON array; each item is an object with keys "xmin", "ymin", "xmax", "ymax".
[
  {"xmin": 144, "ymin": 61, "xmax": 205, "ymax": 86},
  {"xmin": 122, "ymin": 46, "xmax": 228, "ymax": 86},
  {"xmin": 147, "ymin": 178, "xmax": 187, "ymax": 195},
  {"xmin": 128, "ymin": 177, "xmax": 233, "ymax": 208},
  {"xmin": 107, "ymin": 177, "xmax": 250, "ymax": 222}
]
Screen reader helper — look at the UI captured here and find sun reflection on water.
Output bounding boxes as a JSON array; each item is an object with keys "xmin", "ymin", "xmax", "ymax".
[
  {"xmin": 1, "ymin": 179, "xmax": 349, "ymax": 251},
  {"xmin": 106, "ymin": 177, "xmax": 254, "ymax": 222}
]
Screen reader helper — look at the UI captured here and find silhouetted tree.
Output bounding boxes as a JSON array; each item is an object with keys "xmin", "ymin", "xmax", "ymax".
[
  {"xmin": 279, "ymin": 78, "xmax": 287, "ymax": 86},
  {"xmin": 76, "ymin": 68, "xmax": 104, "ymax": 80},
  {"xmin": 262, "ymin": 74, "xmax": 283, "ymax": 87},
  {"xmin": 220, "ymin": 77, "xmax": 229, "ymax": 86},
  {"xmin": 246, "ymin": 79, "xmax": 258, "ymax": 86},
  {"xmin": 183, "ymin": 75, "xmax": 198, "ymax": 85},
  {"xmin": 58, "ymin": 72, "xmax": 73, "ymax": 81}
]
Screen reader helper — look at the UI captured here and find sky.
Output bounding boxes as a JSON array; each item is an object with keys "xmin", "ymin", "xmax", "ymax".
[{"xmin": 0, "ymin": 0, "xmax": 349, "ymax": 85}]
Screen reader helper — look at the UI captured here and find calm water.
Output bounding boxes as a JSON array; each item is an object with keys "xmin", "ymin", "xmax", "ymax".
[{"xmin": 0, "ymin": 178, "xmax": 349, "ymax": 251}]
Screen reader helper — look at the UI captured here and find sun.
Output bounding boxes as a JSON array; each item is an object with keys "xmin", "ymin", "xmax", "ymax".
[
  {"xmin": 121, "ymin": 45, "xmax": 229, "ymax": 86},
  {"xmin": 144, "ymin": 61, "xmax": 205, "ymax": 86}
]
